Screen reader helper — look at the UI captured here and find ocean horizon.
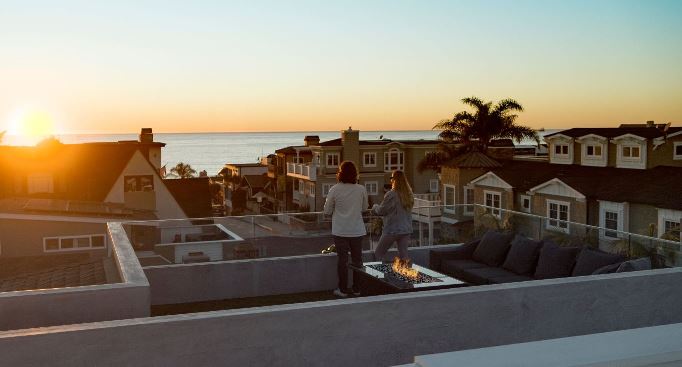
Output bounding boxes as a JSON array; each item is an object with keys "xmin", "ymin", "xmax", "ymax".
[{"xmin": 2, "ymin": 129, "xmax": 559, "ymax": 175}]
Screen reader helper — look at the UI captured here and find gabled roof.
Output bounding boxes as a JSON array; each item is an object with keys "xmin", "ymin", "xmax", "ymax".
[
  {"xmin": 444, "ymin": 152, "xmax": 502, "ymax": 168},
  {"xmin": 163, "ymin": 177, "xmax": 212, "ymax": 218},
  {"xmin": 545, "ymin": 127, "xmax": 682, "ymax": 140},
  {"xmin": 0, "ymin": 142, "xmax": 145, "ymax": 202},
  {"xmin": 318, "ymin": 138, "xmax": 441, "ymax": 147},
  {"xmin": 242, "ymin": 174, "xmax": 269, "ymax": 190},
  {"xmin": 480, "ymin": 160, "xmax": 682, "ymax": 210}
]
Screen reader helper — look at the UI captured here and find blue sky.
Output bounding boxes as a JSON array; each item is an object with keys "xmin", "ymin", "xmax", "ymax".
[{"xmin": 1, "ymin": 0, "xmax": 681, "ymax": 133}]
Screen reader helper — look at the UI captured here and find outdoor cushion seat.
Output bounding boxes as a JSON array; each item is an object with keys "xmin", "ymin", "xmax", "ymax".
[
  {"xmin": 464, "ymin": 267, "xmax": 519, "ymax": 285},
  {"xmin": 617, "ymin": 257, "xmax": 652, "ymax": 272},
  {"xmin": 441, "ymin": 260, "xmax": 489, "ymax": 284},
  {"xmin": 572, "ymin": 247, "xmax": 625, "ymax": 276},
  {"xmin": 534, "ymin": 241, "xmax": 580, "ymax": 279},
  {"xmin": 488, "ymin": 273, "xmax": 534, "ymax": 284},
  {"xmin": 502, "ymin": 235, "xmax": 543, "ymax": 275}
]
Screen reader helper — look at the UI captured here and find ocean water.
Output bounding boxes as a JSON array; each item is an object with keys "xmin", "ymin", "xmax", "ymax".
[{"xmin": 3, "ymin": 130, "xmax": 558, "ymax": 175}]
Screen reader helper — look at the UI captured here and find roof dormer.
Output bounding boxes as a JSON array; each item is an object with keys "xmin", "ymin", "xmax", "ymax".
[
  {"xmin": 612, "ymin": 134, "xmax": 647, "ymax": 169},
  {"xmin": 545, "ymin": 134, "xmax": 574, "ymax": 165},
  {"xmin": 576, "ymin": 134, "xmax": 608, "ymax": 167}
]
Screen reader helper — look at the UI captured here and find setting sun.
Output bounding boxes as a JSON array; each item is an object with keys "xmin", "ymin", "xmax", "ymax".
[{"xmin": 6, "ymin": 108, "xmax": 57, "ymax": 145}]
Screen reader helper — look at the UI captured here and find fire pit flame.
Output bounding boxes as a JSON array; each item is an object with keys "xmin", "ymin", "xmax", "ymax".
[{"xmin": 391, "ymin": 257, "xmax": 418, "ymax": 279}]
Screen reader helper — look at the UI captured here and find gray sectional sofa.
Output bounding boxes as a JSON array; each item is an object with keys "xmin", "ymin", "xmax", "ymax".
[{"xmin": 429, "ymin": 230, "xmax": 651, "ymax": 285}]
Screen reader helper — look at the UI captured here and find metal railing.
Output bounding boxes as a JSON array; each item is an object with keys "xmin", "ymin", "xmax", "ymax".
[{"xmin": 286, "ymin": 162, "xmax": 317, "ymax": 180}]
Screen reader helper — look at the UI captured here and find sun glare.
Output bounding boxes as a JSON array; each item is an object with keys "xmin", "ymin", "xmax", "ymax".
[{"xmin": 6, "ymin": 108, "xmax": 57, "ymax": 145}]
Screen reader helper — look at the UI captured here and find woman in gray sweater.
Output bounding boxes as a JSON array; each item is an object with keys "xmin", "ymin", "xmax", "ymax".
[{"xmin": 372, "ymin": 170, "xmax": 414, "ymax": 262}]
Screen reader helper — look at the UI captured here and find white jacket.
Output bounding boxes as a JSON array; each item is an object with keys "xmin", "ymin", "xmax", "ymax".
[{"xmin": 323, "ymin": 183, "xmax": 368, "ymax": 237}]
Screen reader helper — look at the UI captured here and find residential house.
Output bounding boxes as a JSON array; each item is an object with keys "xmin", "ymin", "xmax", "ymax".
[
  {"xmin": 440, "ymin": 123, "xmax": 682, "ymax": 248},
  {"xmin": 0, "ymin": 129, "xmax": 207, "ymax": 258},
  {"xmin": 218, "ymin": 162, "xmax": 267, "ymax": 214}
]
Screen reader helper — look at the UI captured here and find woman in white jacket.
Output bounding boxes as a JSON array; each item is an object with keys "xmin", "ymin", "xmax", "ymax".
[{"xmin": 323, "ymin": 161, "xmax": 368, "ymax": 298}]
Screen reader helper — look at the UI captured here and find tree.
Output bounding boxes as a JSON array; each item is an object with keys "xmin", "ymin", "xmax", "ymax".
[
  {"xmin": 436, "ymin": 96, "xmax": 538, "ymax": 150},
  {"xmin": 418, "ymin": 96, "xmax": 539, "ymax": 172},
  {"xmin": 169, "ymin": 162, "xmax": 197, "ymax": 179}
]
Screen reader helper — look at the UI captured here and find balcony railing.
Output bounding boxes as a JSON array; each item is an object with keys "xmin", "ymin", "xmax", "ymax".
[
  {"xmin": 286, "ymin": 162, "xmax": 317, "ymax": 180},
  {"xmin": 413, "ymin": 193, "xmax": 441, "ymax": 219}
]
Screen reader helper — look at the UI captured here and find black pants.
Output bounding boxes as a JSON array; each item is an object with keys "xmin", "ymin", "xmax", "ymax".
[{"xmin": 333, "ymin": 235, "xmax": 364, "ymax": 292}]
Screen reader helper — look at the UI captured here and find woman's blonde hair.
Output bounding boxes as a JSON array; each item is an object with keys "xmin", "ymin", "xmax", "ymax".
[{"xmin": 390, "ymin": 170, "xmax": 414, "ymax": 210}]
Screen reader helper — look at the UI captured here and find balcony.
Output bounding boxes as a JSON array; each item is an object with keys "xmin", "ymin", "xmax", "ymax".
[
  {"xmin": 286, "ymin": 162, "xmax": 317, "ymax": 180},
  {"xmin": 413, "ymin": 193, "xmax": 442, "ymax": 220}
]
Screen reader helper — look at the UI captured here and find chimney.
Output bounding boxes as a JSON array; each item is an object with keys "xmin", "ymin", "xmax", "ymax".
[
  {"xmin": 304, "ymin": 135, "xmax": 320, "ymax": 146},
  {"xmin": 139, "ymin": 128, "xmax": 154, "ymax": 143},
  {"xmin": 341, "ymin": 127, "xmax": 360, "ymax": 167},
  {"xmin": 646, "ymin": 120, "xmax": 655, "ymax": 128}
]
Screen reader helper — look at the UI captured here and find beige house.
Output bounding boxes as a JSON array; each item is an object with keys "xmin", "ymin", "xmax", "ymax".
[
  {"xmin": 279, "ymin": 128, "xmax": 443, "ymax": 212},
  {"xmin": 440, "ymin": 124, "xmax": 682, "ymax": 247}
]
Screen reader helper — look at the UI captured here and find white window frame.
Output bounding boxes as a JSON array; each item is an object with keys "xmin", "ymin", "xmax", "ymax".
[
  {"xmin": 548, "ymin": 137, "xmax": 574, "ymax": 165},
  {"xmin": 28, "ymin": 173, "xmax": 54, "ymax": 194},
  {"xmin": 364, "ymin": 181, "xmax": 378, "ymax": 196},
  {"xmin": 520, "ymin": 194, "xmax": 531, "ymax": 213},
  {"xmin": 308, "ymin": 182, "xmax": 315, "ymax": 197},
  {"xmin": 615, "ymin": 139, "xmax": 646, "ymax": 169},
  {"xmin": 463, "ymin": 186, "xmax": 474, "ymax": 216},
  {"xmin": 579, "ymin": 138, "xmax": 608, "ymax": 167},
  {"xmin": 298, "ymin": 179, "xmax": 304, "ymax": 194},
  {"xmin": 546, "ymin": 199, "xmax": 570, "ymax": 234},
  {"xmin": 326, "ymin": 152, "xmax": 340, "ymax": 168},
  {"xmin": 363, "ymin": 152, "xmax": 377, "ymax": 167},
  {"xmin": 621, "ymin": 144, "xmax": 641, "ymax": 159},
  {"xmin": 43, "ymin": 234, "xmax": 107, "ymax": 253},
  {"xmin": 383, "ymin": 148, "xmax": 404, "ymax": 172},
  {"xmin": 674, "ymin": 142, "xmax": 682, "ymax": 160},
  {"xmin": 484, "ymin": 190, "xmax": 502, "ymax": 219},
  {"xmin": 292, "ymin": 156, "xmax": 304, "ymax": 164},
  {"xmin": 599, "ymin": 201, "xmax": 628, "ymax": 240},
  {"xmin": 322, "ymin": 183, "xmax": 333, "ymax": 197},
  {"xmin": 443, "ymin": 184, "xmax": 456, "ymax": 213},
  {"xmin": 658, "ymin": 208, "xmax": 682, "ymax": 241},
  {"xmin": 429, "ymin": 179, "xmax": 439, "ymax": 193}
]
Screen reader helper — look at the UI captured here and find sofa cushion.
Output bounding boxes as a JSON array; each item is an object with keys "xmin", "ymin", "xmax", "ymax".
[
  {"xmin": 572, "ymin": 247, "xmax": 625, "ymax": 276},
  {"xmin": 533, "ymin": 241, "xmax": 580, "ymax": 279},
  {"xmin": 464, "ymin": 267, "xmax": 518, "ymax": 285},
  {"xmin": 429, "ymin": 240, "xmax": 480, "ymax": 271},
  {"xmin": 616, "ymin": 257, "xmax": 652, "ymax": 272},
  {"xmin": 591, "ymin": 262, "xmax": 622, "ymax": 275},
  {"xmin": 441, "ymin": 259, "xmax": 488, "ymax": 284},
  {"xmin": 472, "ymin": 231, "xmax": 513, "ymax": 267},
  {"xmin": 488, "ymin": 273, "xmax": 534, "ymax": 284},
  {"xmin": 502, "ymin": 235, "xmax": 543, "ymax": 275}
]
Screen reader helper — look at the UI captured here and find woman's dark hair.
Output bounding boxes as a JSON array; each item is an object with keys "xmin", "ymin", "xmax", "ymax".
[{"xmin": 336, "ymin": 161, "xmax": 358, "ymax": 184}]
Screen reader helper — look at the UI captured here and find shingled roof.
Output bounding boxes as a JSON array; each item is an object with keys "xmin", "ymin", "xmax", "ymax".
[
  {"xmin": 163, "ymin": 177, "xmax": 212, "ymax": 218},
  {"xmin": 482, "ymin": 160, "xmax": 682, "ymax": 210},
  {"xmin": 444, "ymin": 152, "xmax": 502, "ymax": 168},
  {"xmin": 545, "ymin": 127, "xmax": 682, "ymax": 140}
]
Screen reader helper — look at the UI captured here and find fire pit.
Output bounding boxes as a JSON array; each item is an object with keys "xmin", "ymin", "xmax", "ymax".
[{"xmin": 353, "ymin": 258, "xmax": 466, "ymax": 296}]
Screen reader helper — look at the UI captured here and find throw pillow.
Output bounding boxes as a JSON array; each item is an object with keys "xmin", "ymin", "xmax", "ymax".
[
  {"xmin": 502, "ymin": 234, "xmax": 543, "ymax": 275},
  {"xmin": 616, "ymin": 257, "xmax": 652, "ymax": 272},
  {"xmin": 572, "ymin": 247, "xmax": 625, "ymax": 276},
  {"xmin": 534, "ymin": 240, "xmax": 580, "ymax": 279},
  {"xmin": 472, "ymin": 230, "xmax": 514, "ymax": 267}
]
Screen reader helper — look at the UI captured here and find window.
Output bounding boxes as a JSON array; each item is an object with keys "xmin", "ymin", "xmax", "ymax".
[
  {"xmin": 520, "ymin": 195, "xmax": 531, "ymax": 213},
  {"xmin": 384, "ymin": 149, "xmax": 404, "ymax": 171},
  {"xmin": 364, "ymin": 181, "xmax": 378, "ymax": 195},
  {"xmin": 28, "ymin": 173, "xmax": 54, "ymax": 194},
  {"xmin": 547, "ymin": 200, "xmax": 570, "ymax": 233},
  {"xmin": 43, "ymin": 234, "xmax": 107, "ymax": 252},
  {"xmin": 674, "ymin": 142, "xmax": 682, "ymax": 160},
  {"xmin": 363, "ymin": 152, "xmax": 376, "ymax": 167},
  {"xmin": 463, "ymin": 187, "xmax": 474, "ymax": 215},
  {"xmin": 663, "ymin": 220, "xmax": 680, "ymax": 240},
  {"xmin": 554, "ymin": 144, "xmax": 569, "ymax": 156},
  {"xmin": 586, "ymin": 145, "xmax": 602, "ymax": 157},
  {"xmin": 443, "ymin": 185, "xmax": 455, "ymax": 213},
  {"xmin": 322, "ymin": 183, "xmax": 333, "ymax": 197},
  {"xmin": 124, "ymin": 175, "xmax": 154, "ymax": 192},
  {"xmin": 326, "ymin": 153, "xmax": 340, "ymax": 167},
  {"xmin": 307, "ymin": 182, "xmax": 315, "ymax": 197},
  {"xmin": 484, "ymin": 191, "xmax": 501, "ymax": 218},
  {"xmin": 429, "ymin": 179, "xmax": 439, "ymax": 193},
  {"xmin": 298, "ymin": 179, "xmax": 304, "ymax": 194},
  {"xmin": 604, "ymin": 211, "xmax": 618, "ymax": 238},
  {"xmin": 622, "ymin": 145, "xmax": 640, "ymax": 159},
  {"xmin": 292, "ymin": 156, "xmax": 304, "ymax": 164}
]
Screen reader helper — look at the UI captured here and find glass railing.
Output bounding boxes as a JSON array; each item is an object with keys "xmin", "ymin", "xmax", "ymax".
[{"xmin": 118, "ymin": 204, "xmax": 682, "ymax": 267}]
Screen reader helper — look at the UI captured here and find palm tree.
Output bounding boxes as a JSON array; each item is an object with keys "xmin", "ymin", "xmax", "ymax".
[
  {"xmin": 419, "ymin": 96, "xmax": 539, "ymax": 172},
  {"xmin": 169, "ymin": 162, "xmax": 197, "ymax": 179},
  {"xmin": 436, "ymin": 96, "xmax": 538, "ymax": 150}
]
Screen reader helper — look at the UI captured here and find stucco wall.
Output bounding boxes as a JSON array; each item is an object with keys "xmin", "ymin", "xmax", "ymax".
[{"xmin": 3, "ymin": 267, "xmax": 682, "ymax": 366}]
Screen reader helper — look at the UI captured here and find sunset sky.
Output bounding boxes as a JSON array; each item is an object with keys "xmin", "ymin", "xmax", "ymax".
[{"xmin": 1, "ymin": 0, "xmax": 681, "ymax": 135}]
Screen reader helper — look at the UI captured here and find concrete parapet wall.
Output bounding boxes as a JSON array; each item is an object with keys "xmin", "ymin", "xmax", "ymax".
[{"xmin": 4, "ymin": 266, "xmax": 682, "ymax": 366}]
